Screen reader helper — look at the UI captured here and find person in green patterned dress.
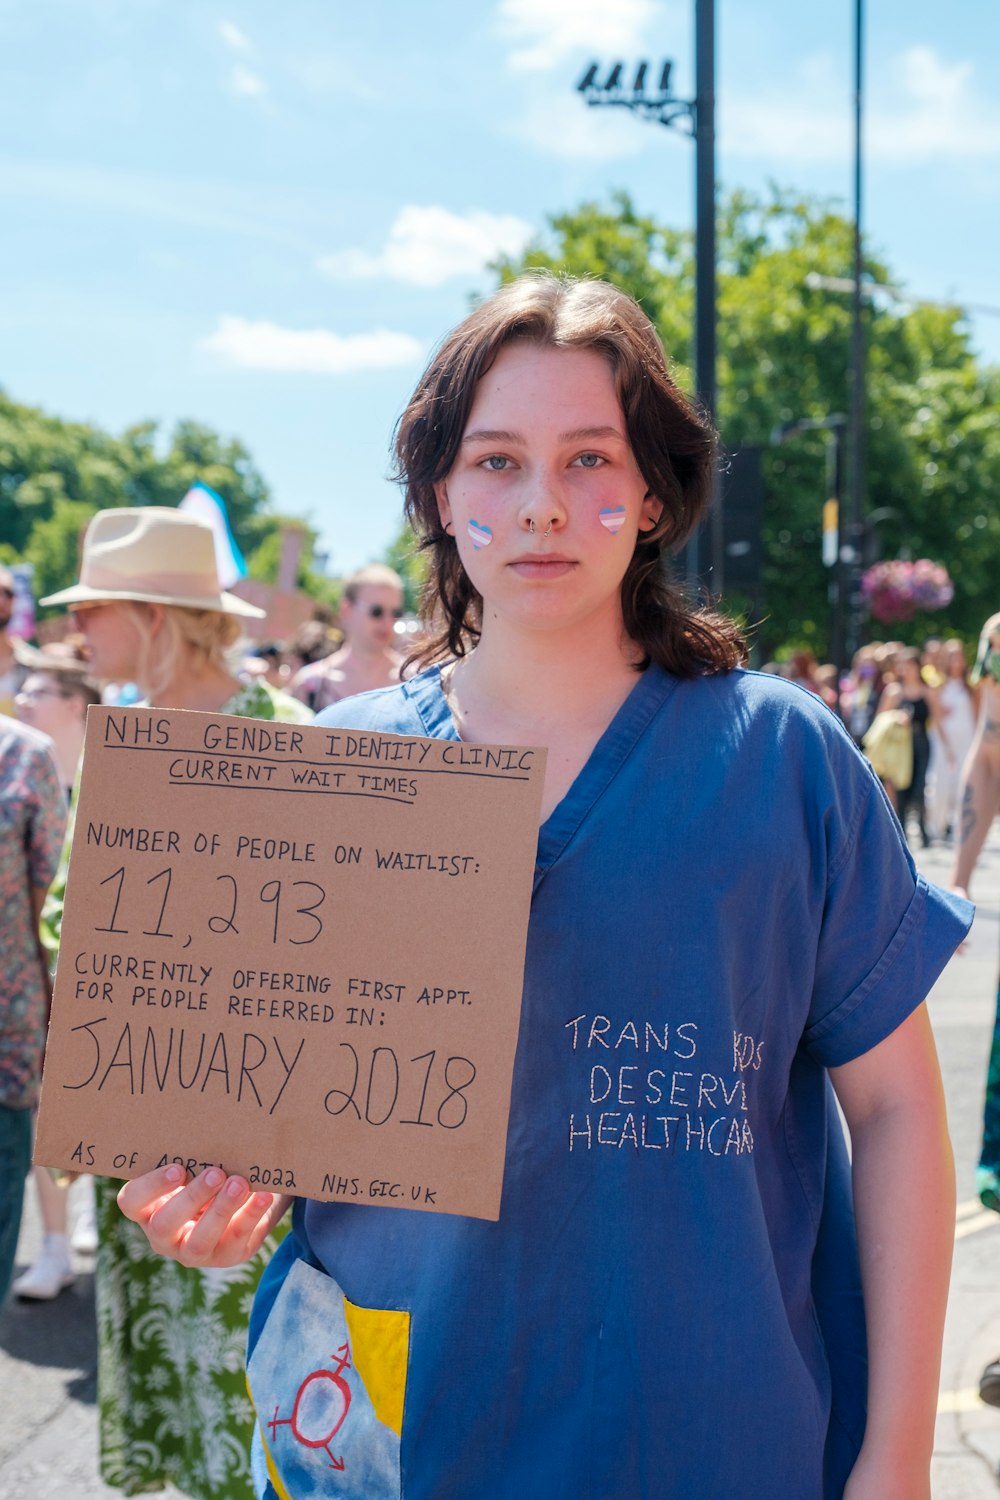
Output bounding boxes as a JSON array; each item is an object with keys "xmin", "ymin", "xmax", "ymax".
[{"xmin": 40, "ymin": 508, "xmax": 312, "ymax": 1499}]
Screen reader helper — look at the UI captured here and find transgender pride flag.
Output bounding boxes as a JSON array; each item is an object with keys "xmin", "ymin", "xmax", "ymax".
[{"xmin": 178, "ymin": 481, "xmax": 247, "ymax": 589}]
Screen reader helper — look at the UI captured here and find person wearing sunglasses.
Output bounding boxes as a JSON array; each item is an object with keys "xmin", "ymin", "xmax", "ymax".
[
  {"xmin": 13, "ymin": 652, "xmax": 101, "ymax": 799},
  {"xmin": 290, "ymin": 563, "xmax": 405, "ymax": 712}
]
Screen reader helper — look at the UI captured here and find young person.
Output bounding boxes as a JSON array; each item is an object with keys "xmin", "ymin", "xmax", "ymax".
[{"xmin": 118, "ymin": 277, "xmax": 970, "ymax": 1500}]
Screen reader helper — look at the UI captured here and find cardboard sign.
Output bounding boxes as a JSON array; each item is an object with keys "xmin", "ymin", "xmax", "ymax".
[{"xmin": 34, "ymin": 707, "xmax": 545, "ymax": 1220}]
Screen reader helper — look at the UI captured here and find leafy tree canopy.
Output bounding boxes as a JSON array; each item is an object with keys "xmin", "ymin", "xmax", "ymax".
[
  {"xmin": 494, "ymin": 187, "xmax": 998, "ymax": 653},
  {"xmin": 0, "ymin": 396, "xmax": 335, "ymax": 610}
]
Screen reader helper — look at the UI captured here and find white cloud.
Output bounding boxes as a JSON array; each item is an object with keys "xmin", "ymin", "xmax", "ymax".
[
  {"xmin": 723, "ymin": 46, "xmax": 1000, "ymax": 165},
  {"xmin": 869, "ymin": 47, "xmax": 1000, "ymax": 160},
  {"xmin": 218, "ymin": 21, "xmax": 251, "ymax": 53},
  {"xmin": 199, "ymin": 317, "xmax": 423, "ymax": 374},
  {"xmin": 497, "ymin": 0, "xmax": 658, "ymax": 72},
  {"xmin": 228, "ymin": 64, "xmax": 267, "ymax": 98},
  {"xmin": 317, "ymin": 205, "xmax": 535, "ymax": 288}
]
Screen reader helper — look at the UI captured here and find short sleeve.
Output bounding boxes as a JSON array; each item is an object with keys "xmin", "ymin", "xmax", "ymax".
[
  {"xmin": 26, "ymin": 741, "xmax": 67, "ymax": 892},
  {"xmin": 803, "ymin": 760, "xmax": 972, "ymax": 1068}
]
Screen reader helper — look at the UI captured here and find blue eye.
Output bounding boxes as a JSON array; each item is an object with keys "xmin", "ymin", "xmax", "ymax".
[
  {"xmin": 576, "ymin": 453, "xmax": 603, "ymax": 469},
  {"xmin": 482, "ymin": 455, "xmax": 509, "ymax": 471}
]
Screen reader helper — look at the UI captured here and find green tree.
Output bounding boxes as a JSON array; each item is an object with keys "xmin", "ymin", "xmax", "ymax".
[
  {"xmin": 381, "ymin": 521, "xmax": 428, "ymax": 614},
  {"xmin": 495, "ymin": 189, "xmax": 997, "ymax": 652},
  {"xmin": 245, "ymin": 519, "xmax": 339, "ymax": 609},
  {"xmin": 0, "ymin": 392, "xmax": 320, "ymax": 616}
]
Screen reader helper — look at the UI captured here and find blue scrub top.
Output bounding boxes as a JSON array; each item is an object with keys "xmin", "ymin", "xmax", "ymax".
[{"xmin": 249, "ymin": 664, "xmax": 971, "ymax": 1500}]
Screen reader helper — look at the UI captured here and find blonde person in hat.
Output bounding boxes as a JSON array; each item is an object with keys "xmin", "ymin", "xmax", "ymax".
[{"xmin": 38, "ymin": 507, "xmax": 311, "ymax": 1500}]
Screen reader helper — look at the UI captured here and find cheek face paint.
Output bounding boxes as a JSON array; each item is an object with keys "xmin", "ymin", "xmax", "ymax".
[
  {"xmin": 468, "ymin": 520, "xmax": 493, "ymax": 550},
  {"xmin": 599, "ymin": 505, "xmax": 627, "ymax": 535}
]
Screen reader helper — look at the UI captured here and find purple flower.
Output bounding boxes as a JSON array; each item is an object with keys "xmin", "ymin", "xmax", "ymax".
[{"xmin": 861, "ymin": 559, "xmax": 953, "ymax": 623}]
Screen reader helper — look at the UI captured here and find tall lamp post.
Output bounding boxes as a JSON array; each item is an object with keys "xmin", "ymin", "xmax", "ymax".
[
  {"xmin": 577, "ymin": 0, "xmax": 717, "ymax": 588},
  {"xmin": 846, "ymin": 0, "xmax": 866, "ymax": 663}
]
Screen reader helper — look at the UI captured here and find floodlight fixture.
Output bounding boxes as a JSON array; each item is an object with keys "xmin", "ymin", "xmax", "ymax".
[{"xmin": 576, "ymin": 55, "xmax": 695, "ymax": 135}]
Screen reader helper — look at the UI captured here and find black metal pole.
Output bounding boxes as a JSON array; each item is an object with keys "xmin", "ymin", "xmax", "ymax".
[
  {"xmin": 846, "ymin": 0, "xmax": 865, "ymax": 659},
  {"xmin": 690, "ymin": 0, "xmax": 716, "ymax": 589},
  {"xmin": 831, "ymin": 423, "xmax": 847, "ymax": 707}
]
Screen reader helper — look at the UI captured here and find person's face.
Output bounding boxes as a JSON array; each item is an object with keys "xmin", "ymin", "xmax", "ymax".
[
  {"xmin": 435, "ymin": 343, "xmax": 659, "ymax": 638},
  {"xmin": 342, "ymin": 585, "xmax": 404, "ymax": 651},
  {"xmin": 0, "ymin": 580, "xmax": 13, "ymax": 630},
  {"xmin": 15, "ymin": 672, "xmax": 84, "ymax": 738},
  {"xmin": 71, "ymin": 601, "xmax": 148, "ymax": 683},
  {"xmin": 946, "ymin": 643, "xmax": 967, "ymax": 676}
]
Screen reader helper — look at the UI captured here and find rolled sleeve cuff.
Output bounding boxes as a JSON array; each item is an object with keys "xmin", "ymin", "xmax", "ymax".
[{"xmin": 804, "ymin": 876, "xmax": 974, "ymax": 1068}]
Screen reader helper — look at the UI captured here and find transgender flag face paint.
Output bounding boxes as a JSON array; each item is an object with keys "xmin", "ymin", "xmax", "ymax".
[
  {"xmin": 467, "ymin": 520, "xmax": 493, "ymax": 550},
  {"xmin": 599, "ymin": 505, "xmax": 627, "ymax": 536}
]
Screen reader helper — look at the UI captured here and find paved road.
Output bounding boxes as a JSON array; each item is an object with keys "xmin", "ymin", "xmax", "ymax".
[{"xmin": 2, "ymin": 827, "xmax": 999, "ymax": 1498}]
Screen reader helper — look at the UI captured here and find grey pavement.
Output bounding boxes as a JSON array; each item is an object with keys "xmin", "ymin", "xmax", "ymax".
[{"xmin": 1, "ymin": 824, "xmax": 999, "ymax": 1498}]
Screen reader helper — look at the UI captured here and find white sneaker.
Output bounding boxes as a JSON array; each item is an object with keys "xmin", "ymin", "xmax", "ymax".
[
  {"xmin": 70, "ymin": 1203, "xmax": 98, "ymax": 1254},
  {"xmin": 12, "ymin": 1241, "xmax": 76, "ymax": 1300}
]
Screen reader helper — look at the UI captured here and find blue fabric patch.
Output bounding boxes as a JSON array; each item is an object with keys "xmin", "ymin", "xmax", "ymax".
[{"xmin": 249, "ymin": 1259, "xmax": 400, "ymax": 1499}]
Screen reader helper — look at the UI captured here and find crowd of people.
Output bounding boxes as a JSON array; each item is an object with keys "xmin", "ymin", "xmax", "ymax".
[
  {"xmin": 0, "ymin": 273, "xmax": 993, "ymax": 1500},
  {"xmin": 762, "ymin": 636, "xmax": 980, "ymax": 851}
]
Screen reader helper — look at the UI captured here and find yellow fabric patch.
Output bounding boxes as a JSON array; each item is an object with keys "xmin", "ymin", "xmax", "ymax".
[
  {"xmin": 343, "ymin": 1295, "xmax": 410, "ymax": 1437},
  {"xmin": 246, "ymin": 1376, "xmax": 293, "ymax": 1500}
]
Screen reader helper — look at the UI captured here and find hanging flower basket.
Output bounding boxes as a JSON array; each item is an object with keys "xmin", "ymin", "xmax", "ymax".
[{"xmin": 861, "ymin": 559, "xmax": 954, "ymax": 624}]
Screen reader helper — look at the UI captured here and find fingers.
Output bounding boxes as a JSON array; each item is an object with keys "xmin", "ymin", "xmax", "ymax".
[
  {"xmin": 117, "ymin": 1164, "xmax": 189, "ymax": 1224},
  {"xmin": 118, "ymin": 1165, "xmax": 276, "ymax": 1267},
  {"xmin": 177, "ymin": 1174, "xmax": 259, "ymax": 1266}
]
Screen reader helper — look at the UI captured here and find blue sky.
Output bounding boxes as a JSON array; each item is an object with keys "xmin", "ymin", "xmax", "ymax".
[{"xmin": 2, "ymin": 0, "xmax": 998, "ymax": 574}]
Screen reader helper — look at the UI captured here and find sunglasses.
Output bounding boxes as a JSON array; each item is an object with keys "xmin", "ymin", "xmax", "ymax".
[
  {"xmin": 368, "ymin": 605, "xmax": 404, "ymax": 620},
  {"xmin": 16, "ymin": 686, "xmax": 70, "ymax": 703}
]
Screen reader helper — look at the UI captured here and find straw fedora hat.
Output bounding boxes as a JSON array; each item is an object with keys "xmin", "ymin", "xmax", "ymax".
[{"xmin": 40, "ymin": 507, "xmax": 265, "ymax": 618}]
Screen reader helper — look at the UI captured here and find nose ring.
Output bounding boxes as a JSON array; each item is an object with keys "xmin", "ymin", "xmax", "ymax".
[{"xmin": 528, "ymin": 520, "xmax": 553, "ymax": 538}]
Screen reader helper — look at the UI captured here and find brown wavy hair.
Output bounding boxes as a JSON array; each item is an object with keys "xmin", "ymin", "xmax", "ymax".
[{"xmin": 394, "ymin": 273, "xmax": 747, "ymax": 677}]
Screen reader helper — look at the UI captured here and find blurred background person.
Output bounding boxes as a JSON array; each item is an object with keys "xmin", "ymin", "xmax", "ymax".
[
  {"xmin": 39, "ymin": 505, "xmax": 310, "ymax": 1500},
  {"xmin": 241, "ymin": 640, "xmax": 292, "ymax": 691},
  {"xmin": 13, "ymin": 645, "xmax": 100, "ymax": 796},
  {"xmin": 879, "ymin": 649, "xmax": 933, "ymax": 846},
  {"xmin": 926, "ymin": 637, "xmax": 978, "ymax": 844},
  {"xmin": 285, "ymin": 617, "xmax": 340, "ymax": 679},
  {"xmin": 0, "ymin": 564, "xmax": 29, "ymax": 717},
  {"xmin": 784, "ymin": 646, "xmax": 824, "ymax": 698},
  {"xmin": 843, "ymin": 645, "xmax": 882, "ymax": 745},
  {"xmin": 0, "ymin": 712, "xmax": 65, "ymax": 1304},
  {"xmin": 11, "ymin": 650, "xmax": 102, "ymax": 1297},
  {"xmin": 921, "ymin": 637, "xmax": 946, "ymax": 688},
  {"xmin": 291, "ymin": 563, "xmax": 405, "ymax": 710}
]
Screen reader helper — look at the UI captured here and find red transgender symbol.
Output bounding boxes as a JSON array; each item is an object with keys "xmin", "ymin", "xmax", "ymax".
[{"xmin": 268, "ymin": 1342, "xmax": 353, "ymax": 1472}]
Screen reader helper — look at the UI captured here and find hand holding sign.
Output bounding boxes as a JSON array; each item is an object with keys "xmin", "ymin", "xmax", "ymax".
[
  {"xmin": 117, "ymin": 1161, "xmax": 289, "ymax": 1268},
  {"xmin": 35, "ymin": 707, "xmax": 544, "ymax": 1220}
]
